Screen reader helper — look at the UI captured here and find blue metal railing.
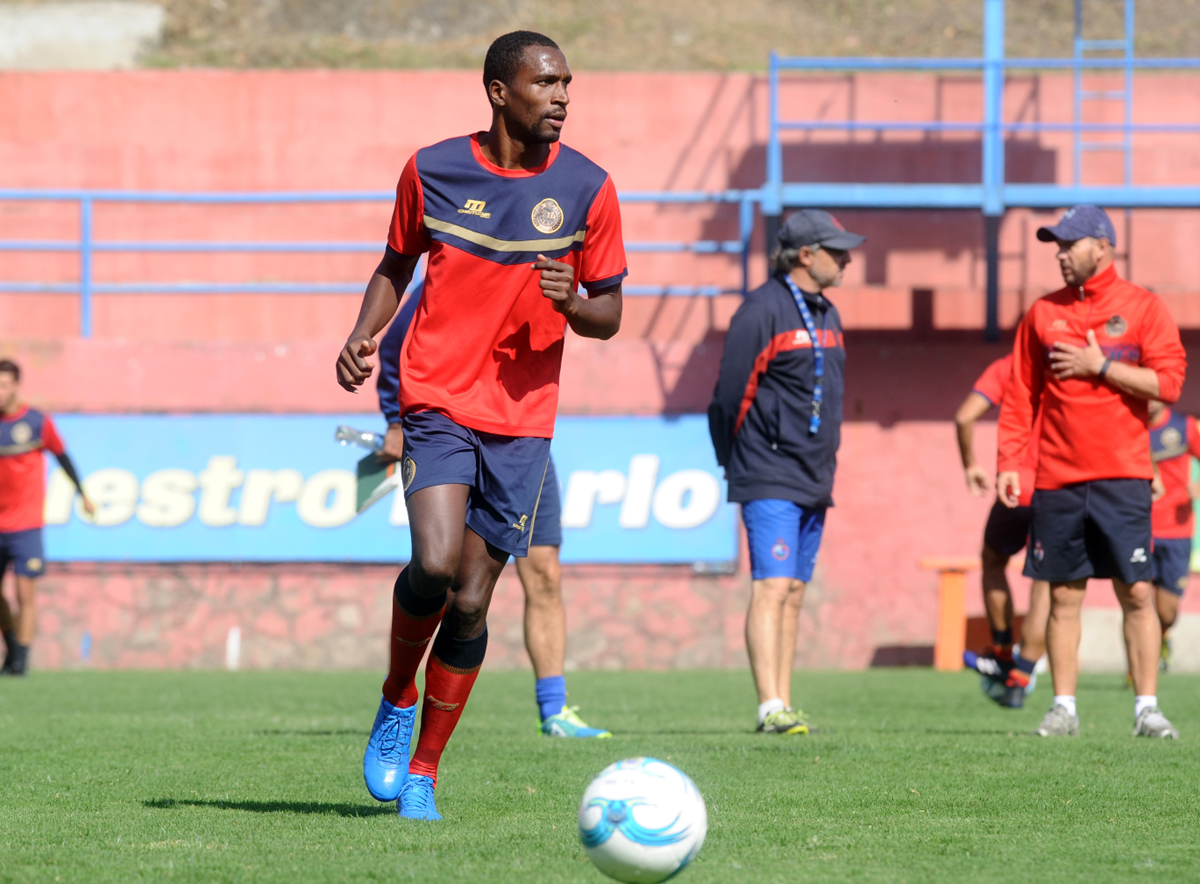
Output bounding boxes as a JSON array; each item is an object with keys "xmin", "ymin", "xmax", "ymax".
[{"xmin": 0, "ymin": 189, "xmax": 758, "ymax": 336}]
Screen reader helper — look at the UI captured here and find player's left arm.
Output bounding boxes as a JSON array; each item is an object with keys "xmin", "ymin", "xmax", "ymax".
[{"xmin": 43, "ymin": 417, "xmax": 95, "ymax": 515}]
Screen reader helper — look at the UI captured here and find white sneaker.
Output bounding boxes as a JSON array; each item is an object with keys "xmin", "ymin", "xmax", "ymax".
[
  {"xmin": 1133, "ymin": 706, "xmax": 1179, "ymax": 739},
  {"xmin": 1033, "ymin": 704, "xmax": 1080, "ymax": 737}
]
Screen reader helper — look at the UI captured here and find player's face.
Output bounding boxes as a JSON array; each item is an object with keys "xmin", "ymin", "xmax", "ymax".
[
  {"xmin": 810, "ymin": 246, "xmax": 851, "ymax": 289},
  {"xmin": 0, "ymin": 373, "xmax": 17, "ymax": 413},
  {"xmin": 1055, "ymin": 236, "xmax": 1104, "ymax": 286},
  {"xmin": 504, "ymin": 47, "xmax": 572, "ymax": 144}
]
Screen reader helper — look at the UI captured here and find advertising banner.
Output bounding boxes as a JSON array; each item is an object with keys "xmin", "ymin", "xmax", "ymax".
[{"xmin": 44, "ymin": 414, "xmax": 738, "ymax": 565}]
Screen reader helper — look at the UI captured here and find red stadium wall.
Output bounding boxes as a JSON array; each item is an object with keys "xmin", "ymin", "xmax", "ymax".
[{"xmin": 5, "ymin": 70, "xmax": 1200, "ymax": 671}]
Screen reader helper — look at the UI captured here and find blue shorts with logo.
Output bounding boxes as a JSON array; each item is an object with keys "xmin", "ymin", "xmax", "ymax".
[
  {"xmin": 1152, "ymin": 537, "xmax": 1191, "ymax": 596},
  {"xmin": 0, "ymin": 529, "xmax": 45, "ymax": 578},
  {"xmin": 742, "ymin": 499, "xmax": 827, "ymax": 582},
  {"xmin": 400, "ymin": 411, "xmax": 551, "ymax": 558},
  {"xmin": 1025, "ymin": 478, "xmax": 1153, "ymax": 585},
  {"xmin": 531, "ymin": 455, "xmax": 563, "ymax": 548}
]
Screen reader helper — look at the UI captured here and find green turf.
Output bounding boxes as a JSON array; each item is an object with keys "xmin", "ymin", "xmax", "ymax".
[{"xmin": 1, "ymin": 669, "xmax": 1197, "ymax": 883}]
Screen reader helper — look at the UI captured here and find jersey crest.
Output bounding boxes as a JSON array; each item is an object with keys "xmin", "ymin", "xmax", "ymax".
[
  {"xmin": 0, "ymin": 408, "xmax": 46, "ymax": 456},
  {"xmin": 1151, "ymin": 410, "xmax": 1190, "ymax": 462}
]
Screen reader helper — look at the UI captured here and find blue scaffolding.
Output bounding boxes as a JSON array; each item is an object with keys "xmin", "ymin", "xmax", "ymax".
[{"xmin": 765, "ymin": 0, "xmax": 1200, "ymax": 339}]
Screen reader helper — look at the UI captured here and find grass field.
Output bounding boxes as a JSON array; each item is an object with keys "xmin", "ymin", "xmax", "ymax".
[{"xmin": 2, "ymin": 669, "xmax": 1198, "ymax": 883}]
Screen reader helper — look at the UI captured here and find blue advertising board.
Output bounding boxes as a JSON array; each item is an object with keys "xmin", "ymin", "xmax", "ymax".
[{"xmin": 44, "ymin": 415, "xmax": 737, "ymax": 565}]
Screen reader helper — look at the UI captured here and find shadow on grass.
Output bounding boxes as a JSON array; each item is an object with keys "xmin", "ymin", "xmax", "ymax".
[{"xmin": 144, "ymin": 798, "xmax": 394, "ymax": 817}]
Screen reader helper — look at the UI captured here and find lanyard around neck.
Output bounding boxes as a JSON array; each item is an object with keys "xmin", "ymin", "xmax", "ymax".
[{"xmin": 783, "ymin": 275, "xmax": 825, "ymax": 435}]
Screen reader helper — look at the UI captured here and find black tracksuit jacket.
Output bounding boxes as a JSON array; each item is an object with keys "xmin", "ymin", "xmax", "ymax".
[{"xmin": 707, "ymin": 272, "xmax": 845, "ymax": 508}]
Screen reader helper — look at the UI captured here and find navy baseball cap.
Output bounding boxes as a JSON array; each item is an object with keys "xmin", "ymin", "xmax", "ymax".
[
  {"xmin": 1036, "ymin": 205, "xmax": 1117, "ymax": 247},
  {"xmin": 778, "ymin": 209, "xmax": 866, "ymax": 251}
]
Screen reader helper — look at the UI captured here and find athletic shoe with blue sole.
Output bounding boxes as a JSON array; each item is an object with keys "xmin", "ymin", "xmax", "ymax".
[
  {"xmin": 363, "ymin": 697, "xmax": 416, "ymax": 802},
  {"xmin": 398, "ymin": 774, "xmax": 441, "ymax": 820},
  {"xmin": 540, "ymin": 705, "xmax": 612, "ymax": 738}
]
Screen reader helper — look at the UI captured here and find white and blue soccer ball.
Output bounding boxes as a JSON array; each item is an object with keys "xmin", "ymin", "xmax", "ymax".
[{"xmin": 578, "ymin": 757, "xmax": 707, "ymax": 884}]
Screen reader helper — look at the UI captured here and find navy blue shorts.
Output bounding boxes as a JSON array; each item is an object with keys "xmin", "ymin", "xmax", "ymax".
[
  {"xmin": 742, "ymin": 499, "xmax": 826, "ymax": 582},
  {"xmin": 1025, "ymin": 479, "xmax": 1153, "ymax": 585},
  {"xmin": 0, "ymin": 529, "xmax": 45, "ymax": 578},
  {"xmin": 983, "ymin": 499, "xmax": 1032, "ymax": 558},
  {"xmin": 1152, "ymin": 537, "xmax": 1191, "ymax": 596},
  {"xmin": 531, "ymin": 455, "xmax": 562, "ymax": 548},
  {"xmin": 400, "ymin": 411, "xmax": 551, "ymax": 557}
]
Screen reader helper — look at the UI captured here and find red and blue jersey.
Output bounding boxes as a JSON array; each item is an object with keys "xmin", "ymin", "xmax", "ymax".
[
  {"xmin": 0, "ymin": 406, "xmax": 64, "ymax": 533},
  {"xmin": 1150, "ymin": 407, "xmax": 1200, "ymax": 540},
  {"xmin": 388, "ymin": 133, "xmax": 628, "ymax": 438}
]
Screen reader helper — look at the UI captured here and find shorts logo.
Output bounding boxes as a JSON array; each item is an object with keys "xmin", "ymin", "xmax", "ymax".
[
  {"xmin": 531, "ymin": 198, "xmax": 564, "ymax": 234},
  {"xmin": 10, "ymin": 422, "xmax": 31, "ymax": 445},
  {"xmin": 1130, "ymin": 547, "xmax": 1148, "ymax": 564},
  {"xmin": 771, "ymin": 539, "xmax": 790, "ymax": 561},
  {"xmin": 512, "ymin": 514, "xmax": 529, "ymax": 533},
  {"xmin": 458, "ymin": 199, "xmax": 491, "ymax": 219},
  {"xmin": 402, "ymin": 456, "xmax": 417, "ymax": 491},
  {"xmin": 26, "ymin": 557, "xmax": 42, "ymax": 572},
  {"xmin": 1178, "ymin": 576, "xmax": 1189, "ymax": 590},
  {"xmin": 1032, "ymin": 540, "xmax": 1044, "ymax": 562},
  {"xmin": 1106, "ymin": 315, "xmax": 1127, "ymax": 337}
]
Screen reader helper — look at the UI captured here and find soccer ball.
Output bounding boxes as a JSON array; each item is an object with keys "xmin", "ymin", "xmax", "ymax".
[{"xmin": 578, "ymin": 757, "xmax": 707, "ymax": 884}]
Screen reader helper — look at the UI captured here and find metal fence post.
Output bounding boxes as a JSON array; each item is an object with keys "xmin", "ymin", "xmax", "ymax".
[
  {"xmin": 80, "ymin": 196, "xmax": 93, "ymax": 338},
  {"xmin": 982, "ymin": 0, "xmax": 1006, "ymax": 342}
]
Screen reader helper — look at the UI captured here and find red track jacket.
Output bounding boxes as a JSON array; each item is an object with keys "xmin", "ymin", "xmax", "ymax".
[{"xmin": 998, "ymin": 263, "xmax": 1186, "ymax": 489}]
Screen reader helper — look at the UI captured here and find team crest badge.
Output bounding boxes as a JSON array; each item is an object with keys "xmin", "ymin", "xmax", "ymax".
[
  {"xmin": 26, "ymin": 558, "xmax": 43, "ymax": 573},
  {"xmin": 402, "ymin": 456, "xmax": 417, "ymax": 491},
  {"xmin": 10, "ymin": 421, "xmax": 31, "ymax": 445},
  {"xmin": 531, "ymin": 198, "xmax": 564, "ymax": 234},
  {"xmin": 1105, "ymin": 314, "xmax": 1127, "ymax": 336},
  {"xmin": 771, "ymin": 539, "xmax": 790, "ymax": 561},
  {"xmin": 1161, "ymin": 427, "xmax": 1183, "ymax": 452},
  {"xmin": 1032, "ymin": 540, "xmax": 1044, "ymax": 562}
]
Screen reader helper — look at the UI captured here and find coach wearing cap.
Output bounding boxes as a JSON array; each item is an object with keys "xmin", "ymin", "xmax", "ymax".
[
  {"xmin": 709, "ymin": 209, "xmax": 865, "ymax": 736},
  {"xmin": 997, "ymin": 204, "xmax": 1186, "ymax": 739}
]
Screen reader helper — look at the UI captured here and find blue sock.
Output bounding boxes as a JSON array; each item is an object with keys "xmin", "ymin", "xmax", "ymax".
[{"xmin": 535, "ymin": 676, "xmax": 567, "ymax": 722}]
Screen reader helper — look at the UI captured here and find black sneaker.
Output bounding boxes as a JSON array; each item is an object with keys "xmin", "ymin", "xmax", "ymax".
[
  {"xmin": 998, "ymin": 684, "xmax": 1025, "ymax": 708},
  {"xmin": 4, "ymin": 643, "xmax": 29, "ymax": 677}
]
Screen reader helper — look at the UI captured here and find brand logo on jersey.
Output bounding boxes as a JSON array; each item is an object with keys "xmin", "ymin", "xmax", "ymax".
[
  {"xmin": 458, "ymin": 199, "xmax": 491, "ymax": 219},
  {"xmin": 531, "ymin": 198, "xmax": 564, "ymax": 234},
  {"xmin": 1130, "ymin": 547, "xmax": 1148, "ymax": 564},
  {"xmin": 1050, "ymin": 319, "xmax": 1069, "ymax": 331},
  {"xmin": 1032, "ymin": 540, "xmax": 1044, "ymax": 562},
  {"xmin": 792, "ymin": 329, "xmax": 811, "ymax": 345},
  {"xmin": 1106, "ymin": 314, "xmax": 1127, "ymax": 337},
  {"xmin": 771, "ymin": 539, "xmax": 790, "ymax": 561},
  {"xmin": 10, "ymin": 422, "xmax": 31, "ymax": 445},
  {"xmin": 402, "ymin": 456, "xmax": 417, "ymax": 491},
  {"xmin": 512, "ymin": 514, "xmax": 529, "ymax": 533},
  {"xmin": 1161, "ymin": 427, "xmax": 1183, "ymax": 452}
]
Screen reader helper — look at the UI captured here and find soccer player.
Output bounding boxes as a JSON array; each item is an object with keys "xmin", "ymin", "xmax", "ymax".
[
  {"xmin": 955, "ymin": 354, "xmax": 1049, "ymax": 708},
  {"xmin": 708, "ymin": 210, "xmax": 865, "ymax": 735},
  {"xmin": 997, "ymin": 205, "xmax": 1185, "ymax": 739},
  {"xmin": 375, "ymin": 286, "xmax": 610, "ymax": 738},
  {"xmin": 1146, "ymin": 398, "xmax": 1200, "ymax": 669},
  {"xmin": 335, "ymin": 31, "xmax": 626, "ymax": 819},
  {"xmin": 0, "ymin": 359, "xmax": 94, "ymax": 675}
]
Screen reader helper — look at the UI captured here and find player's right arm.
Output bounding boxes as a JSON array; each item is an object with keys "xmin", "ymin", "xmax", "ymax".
[
  {"xmin": 954, "ymin": 391, "xmax": 993, "ymax": 497},
  {"xmin": 997, "ymin": 314, "xmax": 1042, "ymax": 508}
]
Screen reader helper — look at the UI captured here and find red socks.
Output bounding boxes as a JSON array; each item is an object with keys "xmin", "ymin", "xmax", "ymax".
[
  {"xmin": 407, "ymin": 627, "xmax": 488, "ymax": 787},
  {"xmin": 381, "ymin": 569, "xmax": 446, "ymax": 709}
]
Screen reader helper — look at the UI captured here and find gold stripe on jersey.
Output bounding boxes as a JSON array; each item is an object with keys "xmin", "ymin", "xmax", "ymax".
[
  {"xmin": 422, "ymin": 215, "xmax": 587, "ymax": 252},
  {"xmin": 0, "ymin": 442, "xmax": 41, "ymax": 456}
]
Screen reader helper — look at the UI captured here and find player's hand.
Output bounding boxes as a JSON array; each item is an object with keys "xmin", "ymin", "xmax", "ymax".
[
  {"xmin": 964, "ymin": 464, "xmax": 990, "ymax": 497},
  {"xmin": 1151, "ymin": 469, "xmax": 1166, "ymax": 502},
  {"xmin": 534, "ymin": 255, "xmax": 578, "ymax": 315},
  {"xmin": 1050, "ymin": 329, "xmax": 1106, "ymax": 380},
  {"xmin": 336, "ymin": 334, "xmax": 377, "ymax": 392},
  {"xmin": 996, "ymin": 471, "xmax": 1021, "ymax": 508},
  {"xmin": 80, "ymin": 495, "xmax": 96, "ymax": 517},
  {"xmin": 378, "ymin": 422, "xmax": 405, "ymax": 464}
]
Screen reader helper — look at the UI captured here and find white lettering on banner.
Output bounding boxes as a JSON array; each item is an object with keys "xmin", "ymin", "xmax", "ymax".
[
  {"xmin": 389, "ymin": 486, "xmax": 410, "ymax": 526},
  {"xmin": 619, "ymin": 454, "xmax": 660, "ymax": 529},
  {"xmin": 82, "ymin": 468, "xmax": 139, "ymax": 526},
  {"xmin": 296, "ymin": 470, "xmax": 357, "ymax": 527},
  {"xmin": 561, "ymin": 470, "xmax": 627, "ymax": 528},
  {"xmin": 198, "ymin": 456, "xmax": 244, "ymax": 527},
  {"xmin": 239, "ymin": 469, "xmax": 304, "ymax": 526},
  {"xmin": 43, "ymin": 469, "xmax": 75, "ymax": 525},
  {"xmin": 651, "ymin": 470, "xmax": 721, "ymax": 529},
  {"xmin": 137, "ymin": 469, "xmax": 199, "ymax": 527}
]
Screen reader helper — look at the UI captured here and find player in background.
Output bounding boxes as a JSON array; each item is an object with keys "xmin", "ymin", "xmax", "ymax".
[
  {"xmin": 336, "ymin": 31, "xmax": 626, "ymax": 820},
  {"xmin": 0, "ymin": 359, "xmax": 94, "ymax": 675},
  {"xmin": 709, "ymin": 210, "xmax": 865, "ymax": 735},
  {"xmin": 1146, "ymin": 399, "xmax": 1200, "ymax": 670},
  {"xmin": 955, "ymin": 353, "xmax": 1049, "ymax": 708},
  {"xmin": 376, "ymin": 285, "xmax": 609, "ymax": 738},
  {"xmin": 998, "ymin": 205, "xmax": 1185, "ymax": 739}
]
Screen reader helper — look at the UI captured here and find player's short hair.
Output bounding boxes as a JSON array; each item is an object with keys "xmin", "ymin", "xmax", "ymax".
[
  {"xmin": 483, "ymin": 30, "xmax": 560, "ymax": 96},
  {"xmin": 0, "ymin": 359, "xmax": 19, "ymax": 381}
]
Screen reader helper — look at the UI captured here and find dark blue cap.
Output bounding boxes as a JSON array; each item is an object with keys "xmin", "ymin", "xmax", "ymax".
[
  {"xmin": 778, "ymin": 209, "xmax": 866, "ymax": 251},
  {"xmin": 1036, "ymin": 205, "xmax": 1117, "ymax": 247}
]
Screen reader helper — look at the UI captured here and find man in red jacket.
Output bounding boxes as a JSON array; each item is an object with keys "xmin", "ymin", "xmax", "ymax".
[{"xmin": 997, "ymin": 205, "xmax": 1185, "ymax": 739}]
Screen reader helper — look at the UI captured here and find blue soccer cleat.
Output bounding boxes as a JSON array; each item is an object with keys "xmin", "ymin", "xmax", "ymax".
[
  {"xmin": 540, "ymin": 705, "xmax": 612, "ymax": 738},
  {"xmin": 397, "ymin": 774, "xmax": 442, "ymax": 820},
  {"xmin": 363, "ymin": 697, "xmax": 416, "ymax": 802}
]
